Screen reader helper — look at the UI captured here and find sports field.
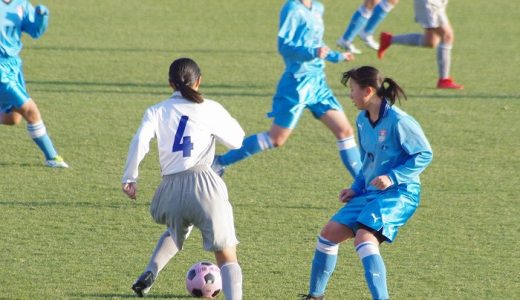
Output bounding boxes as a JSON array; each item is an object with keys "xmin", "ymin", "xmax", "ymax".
[{"xmin": 0, "ymin": 0, "xmax": 518, "ymax": 299}]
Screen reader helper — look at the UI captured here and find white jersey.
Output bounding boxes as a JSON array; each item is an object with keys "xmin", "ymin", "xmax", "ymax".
[{"xmin": 122, "ymin": 92, "xmax": 245, "ymax": 183}]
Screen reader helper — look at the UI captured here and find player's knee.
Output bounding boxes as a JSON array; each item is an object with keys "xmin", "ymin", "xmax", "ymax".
[{"xmin": 0, "ymin": 113, "xmax": 23, "ymax": 125}]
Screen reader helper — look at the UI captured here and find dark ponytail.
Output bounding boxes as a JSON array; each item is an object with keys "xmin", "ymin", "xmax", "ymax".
[
  {"xmin": 341, "ymin": 66, "xmax": 406, "ymax": 105},
  {"xmin": 169, "ymin": 58, "xmax": 204, "ymax": 103}
]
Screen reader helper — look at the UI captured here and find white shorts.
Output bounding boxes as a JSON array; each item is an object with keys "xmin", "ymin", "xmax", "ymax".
[
  {"xmin": 414, "ymin": 0, "xmax": 449, "ymax": 28},
  {"xmin": 150, "ymin": 165, "xmax": 239, "ymax": 251}
]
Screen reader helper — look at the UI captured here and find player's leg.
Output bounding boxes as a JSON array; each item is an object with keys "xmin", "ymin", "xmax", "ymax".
[
  {"xmin": 337, "ymin": 0, "xmax": 379, "ymax": 54},
  {"xmin": 0, "ymin": 111, "xmax": 23, "ymax": 125},
  {"xmin": 306, "ymin": 221, "xmax": 354, "ymax": 299},
  {"xmin": 213, "ymin": 75, "xmax": 303, "ymax": 174},
  {"xmin": 215, "ymin": 247, "xmax": 242, "ymax": 300},
  {"xmin": 305, "ymin": 195, "xmax": 367, "ymax": 299},
  {"xmin": 13, "ymin": 99, "xmax": 68, "ymax": 167},
  {"xmin": 214, "ymin": 123, "xmax": 286, "ymax": 168},
  {"xmin": 320, "ymin": 109, "xmax": 361, "ymax": 178},
  {"xmin": 361, "ymin": 0, "xmax": 398, "ymax": 50},
  {"xmin": 431, "ymin": 24, "xmax": 463, "ymax": 89},
  {"xmin": 132, "ymin": 226, "xmax": 192, "ymax": 297},
  {"xmin": 355, "ymin": 228, "xmax": 389, "ymax": 300}
]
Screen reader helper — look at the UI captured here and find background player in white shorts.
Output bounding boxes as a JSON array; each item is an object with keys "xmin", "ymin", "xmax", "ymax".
[
  {"xmin": 377, "ymin": 0, "xmax": 463, "ymax": 89},
  {"xmin": 121, "ymin": 58, "xmax": 245, "ymax": 299}
]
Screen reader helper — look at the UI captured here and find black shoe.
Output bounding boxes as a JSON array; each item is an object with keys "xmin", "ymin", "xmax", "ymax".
[
  {"xmin": 298, "ymin": 294, "xmax": 324, "ymax": 300},
  {"xmin": 131, "ymin": 271, "xmax": 155, "ymax": 297}
]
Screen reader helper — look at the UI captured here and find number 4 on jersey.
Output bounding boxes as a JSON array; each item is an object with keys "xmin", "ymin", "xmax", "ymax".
[{"xmin": 172, "ymin": 116, "xmax": 193, "ymax": 157}]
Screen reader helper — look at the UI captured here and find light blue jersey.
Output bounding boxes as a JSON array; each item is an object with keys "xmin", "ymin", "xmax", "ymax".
[
  {"xmin": 278, "ymin": 0, "xmax": 344, "ymax": 78},
  {"xmin": 0, "ymin": 0, "xmax": 48, "ymax": 58},
  {"xmin": 0, "ymin": 0, "xmax": 48, "ymax": 113},
  {"xmin": 351, "ymin": 99, "xmax": 432, "ymax": 194},
  {"xmin": 331, "ymin": 99, "xmax": 432, "ymax": 242}
]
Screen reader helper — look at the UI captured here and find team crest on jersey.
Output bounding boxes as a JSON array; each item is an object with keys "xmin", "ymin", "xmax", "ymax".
[{"xmin": 378, "ymin": 129, "xmax": 387, "ymax": 142}]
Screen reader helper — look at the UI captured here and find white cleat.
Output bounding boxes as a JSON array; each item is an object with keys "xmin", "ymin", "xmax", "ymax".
[
  {"xmin": 336, "ymin": 38, "xmax": 362, "ymax": 54},
  {"xmin": 45, "ymin": 155, "xmax": 69, "ymax": 168},
  {"xmin": 359, "ymin": 31, "xmax": 380, "ymax": 50}
]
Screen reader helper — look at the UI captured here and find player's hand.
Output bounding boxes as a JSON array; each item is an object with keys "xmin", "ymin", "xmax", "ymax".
[
  {"xmin": 342, "ymin": 52, "xmax": 355, "ymax": 62},
  {"xmin": 122, "ymin": 182, "xmax": 137, "ymax": 200},
  {"xmin": 339, "ymin": 188, "xmax": 356, "ymax": 203},
  {"xmin": 317, "ymin": 46, "xmax": 330, "ymax": 59},
  {"xmin": 370, "ymin": 175, "xmax": 392, "ymax": 190}
]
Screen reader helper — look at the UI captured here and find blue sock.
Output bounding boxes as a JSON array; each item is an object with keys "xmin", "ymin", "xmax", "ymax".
[
  {"xmin": 337, "ymin": 136, "xmax": 361, "ymax": 178},
  {"xmin": 308, "ymin": 236, "xmax": 339, "ymax": 297},
  {"xmin": 363, "ymin": 0, "xmax": 395, "ymax": 35},
  {"xmin": 342, "ymin": 6, "xmax": 372, "ymax": 42},
  {"xmin": 219, "ymin": 132, "xmax": 273, "ymax": 166},
  {"xmin": 27, "ymin": 121, "xmax": 57, "ymax": 160},
  {"xmin": 356, "ymin": 242, "xmax": 389, "ymax": 300}
]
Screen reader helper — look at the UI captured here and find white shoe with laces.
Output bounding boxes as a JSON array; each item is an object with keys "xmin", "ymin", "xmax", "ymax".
[
  {"xmin": 336, "ymin": 38, "xmax": 362, "ymax": 54},
  {"xmin": 359, "ymin": 31, "xmax": 380, "ymax": 50},
  {"xmin": 45, "ymin": 155, "xmax": 69, "ymax": 168}
]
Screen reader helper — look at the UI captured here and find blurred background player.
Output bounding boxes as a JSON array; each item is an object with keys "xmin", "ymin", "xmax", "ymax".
[
  {"xmin": 212, "ymin": 0, "xmax": 361, "ymax": 179},
  {"xmin": 377, "ymin": 0, "xmax": 463, "ymax": 89},
  {"xmin": 337, "ymin": 0, "xmax": 399, "ymax": 54},
  {"xmin": 301, "ymin": 66, "xmax": 432, "ymax": 300},
  {"xmin": 122, "ymin": 58, "xmax": 245, "ymax": 299},
  {"xmin": 0, "ymin": 1, "xmax": 68, "ymax": 167}
]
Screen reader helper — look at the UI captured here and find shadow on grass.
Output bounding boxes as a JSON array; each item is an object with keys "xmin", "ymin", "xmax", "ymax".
[
  {"xmin": 0, "ymin": 200, "xmax": 148, "ymax": 209},
  {"xmin": 0, "ymin": 161, "xmax": 44, "ymax": 167},
  {"xmin": 26, "ymin": 45, "xmax": 276, "ymax": 56},
  {"xmin": 407, "ymin": 92, "xmax": 520, "ymax": 100},
  {"xmin": 26, "ymin": 80, "xmax": 273, "ymax": 98},
  {"xmin": 71, "ymin": 292, "xmax": 193, "ymax": 299}
]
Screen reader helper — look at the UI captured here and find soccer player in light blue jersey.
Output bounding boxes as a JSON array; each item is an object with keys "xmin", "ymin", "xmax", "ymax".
[
  {"xmin": 301, "ymin": 66, "xmax": 432, "ymax": 300},
  {"xmin": 0, "ymin": 1, "xmax": 68, "ymax": 167},
  {"xmin": 337, "ymin": 0, "xmax": 399, "ymax": 54},
  {"xmin": 212, "ymin": 0, "xmax": 361, "ymax": 179}
]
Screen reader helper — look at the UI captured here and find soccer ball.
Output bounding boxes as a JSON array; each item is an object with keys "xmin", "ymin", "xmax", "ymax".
[{"xmin": 185, "ymin": 261, "xmax": 222, "ymax": 298}]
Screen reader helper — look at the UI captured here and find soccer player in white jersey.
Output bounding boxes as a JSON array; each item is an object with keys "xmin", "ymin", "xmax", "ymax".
[
  {"xmin": 301, "ymin": 66, "xmax": 432, "ymax": 300},
  {"xmin": 377, "ymin": 0, "xmax": 463, "ymax": 89},
  {"xmin": 0, "ymin": 0, "xmax": 68, "ymax": 167},
  {"xmin": 337, "ymin": 0, "xmax": 399, "ymax": 54},
  {"xmin": 121, "ymin": 58, "xmax": 245, "ymax": 300}
]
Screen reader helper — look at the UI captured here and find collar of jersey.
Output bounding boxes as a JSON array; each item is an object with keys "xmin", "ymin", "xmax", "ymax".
[{"xmin": 364, "ymin": 98, "xmax": 390, "ymax": 128}]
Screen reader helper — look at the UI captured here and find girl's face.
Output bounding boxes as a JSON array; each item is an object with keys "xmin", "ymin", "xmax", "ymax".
[{"xmin": 349, "ymin": 80, "xmax": 372, "ymax": 110}]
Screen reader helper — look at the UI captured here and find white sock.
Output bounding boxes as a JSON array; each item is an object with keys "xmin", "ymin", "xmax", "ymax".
[
  {"xmin": 145, "ymin": 231, "xmax": 179, "ymax": 276},
  {"xmin": 220, "ymin": 262, "xmax": 243, "ymax": 300}
]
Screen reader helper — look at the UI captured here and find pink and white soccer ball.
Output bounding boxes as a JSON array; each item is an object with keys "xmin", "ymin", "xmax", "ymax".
[{"xmin": 185, "ymin": 261, "xmax": 222, "ymax": 298}]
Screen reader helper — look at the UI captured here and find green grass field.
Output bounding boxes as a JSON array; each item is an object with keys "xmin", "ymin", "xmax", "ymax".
[{"xmin": 0, "ymin": 0, "xmax": 518, "ymax": 299}]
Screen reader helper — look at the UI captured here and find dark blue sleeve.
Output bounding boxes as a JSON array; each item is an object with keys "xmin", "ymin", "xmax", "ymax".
[{"xmin": 21, "ymin": 3, "xmax": 49, "ymax": 39}]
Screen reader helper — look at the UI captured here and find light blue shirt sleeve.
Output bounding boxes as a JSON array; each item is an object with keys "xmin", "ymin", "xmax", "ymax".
[
  {"xmin": 277, "ymin": 6, "xmax": 317, "ymax": 62},
  {"xmin": 387, "ymin": 116, "xmax": 433, "ymax": 186},
  {"xmin": 21, "ymin": 3, "xmax": 49, "ymax": 39},
  {"xmin": 325, "ymin": 50, "xmax": 345, "ymax": 63}
]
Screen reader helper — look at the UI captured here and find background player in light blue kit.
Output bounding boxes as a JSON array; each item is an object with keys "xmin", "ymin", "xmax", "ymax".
[
  {"xmin": 336, "ymin": 0, "xmax": 399, "ymax": 54},
  {"xmin": 212, "ymin": 0, "xmax": 361, "ymax": 179},
  {"xmin": 0, "ymin": 0, "xmax": 67, "ymax": 167},
  {"xmin": 302, "ymin": 66, "xmax": 432, "ymax": 300}
]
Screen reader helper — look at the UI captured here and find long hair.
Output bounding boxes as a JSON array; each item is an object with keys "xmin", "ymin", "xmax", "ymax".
[
  {"xmin": 341, "ymin": 66, "xmax": 406, "ymax": 105},
  {"xmin": 169, "ymin": 58, "xmax": 204, "ymax": 103}
]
